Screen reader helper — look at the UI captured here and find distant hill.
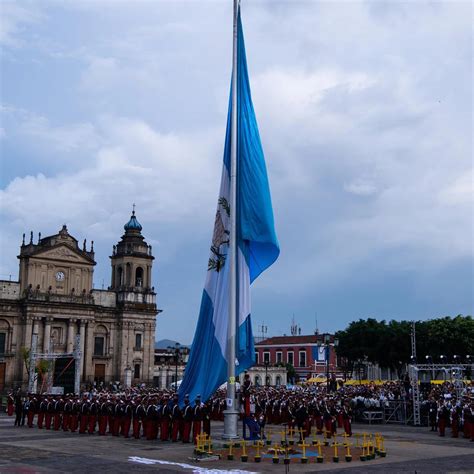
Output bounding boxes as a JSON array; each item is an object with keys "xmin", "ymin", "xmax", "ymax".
[{"xmin": 155, "ymin": 339, "xmax": 189, "ymax": 349}]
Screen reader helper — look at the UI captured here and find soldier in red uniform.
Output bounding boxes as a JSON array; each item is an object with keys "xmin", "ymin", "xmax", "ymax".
[
  {"xmin": 342, "ymin": 401, "xmax": 353, "ymax": 436},
  {"xmin": 437, "ymin": 400, "xmax": 449, "ymax": 437},
  {"xmin": 160, "ymin": 395, "xmax": 170, "ymax": 441},
  {"xmin": 62, "ymin": 395, "xmax": 72, "ymax": 431},
  {"xmin": 132, "ymin": 398, "xmax": 145, "ymax": 439},
  {"xmin": 69, "ymin": 397, "xmax": 80, "ymax": 432},
  {"xmin": 121, "ymin": 399, "xmax": 132, "ymax": 438},
  {"xmin": 202, "ymin": 400, "xmax": 211, "ymax": 437},
  {"xmin": 7, "ymin": 391, "xmax": 14, "ymax": 417},
  {"xmin": 53, "ymin": 396, "xmax": 63, "ymax": 431},
  {"xmin": 79, "ymin": 396, "xmax": 90, "ymax": 434},
  {"xmin": 192, "ymin": 395, "xmax": 203, "ymax": 444},
  {"xmin": 182, "ymin": 395, "xmax": 193, "ymax": 443},
  {"xmin": 98, "ymin": 397, "xmax": 108, "ymax": 435},
  {"xmin": 44, "ymin": 396, "xmax": 54, "ymax": 430},
  {"xmin": 171, "ymin": 395, "xmax": 182, "ymax": 442},
  {"xmin": 88, "ymin": 397, "xmax": 98, "ymax": 434}
]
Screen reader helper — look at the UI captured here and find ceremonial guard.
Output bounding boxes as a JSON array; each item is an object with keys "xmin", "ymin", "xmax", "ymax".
[
  {"xmin": 182, "ymin": 395, "xmax": 193, "ymax": 443},
  {"xmin": 160, "ymin": 395, "xmax": 171, "ymax": 441},
  {"xmin": 27, "ymin": 395, "xmax": 37, "ymax": 428},
  {"xmin": 202, "ymin": 400, "xmax": 211, "ymax": 437},
  {"xmin": 132, "ymin": 398, "xmax": 145, "ymax": 439},
  {"xmin": 88, "ymin": 397, "xmax": 98, "ymax": 434},
  {"xmin": 342, "ymin": 401, "xmax": 353, "ymax": 436},
  {"xmin": 98, "ymin": 397, "xmax": 109, "ymax": 436},
  {"xmin": 53, "ymin": 396, "xmax": 63, "ymax": 431},
  {"xmin": 122, "ymin": 399, "xmax": 132, "ymax": 438},
  {"xmin": 428, "ymin": 398, "xmax": 438, "ymax": 431},
  {"xmin": 63, "ymin": 396, "xmax": 72, "ymax": 432},
  {"xmin": 69, "ymin": 397, "xmax": 80, "ymax": 433},
  {"xmin": 79, "ymin": 396, "xmax": 89, "ymax": 434},
  {"xmin": 45, "ymin": 396, "xmax": 54, "ymax": 430},
  {"xmin": 171, "ymin": 395, "xmax": 182, "ymax": 442},
  {"xmin": 437, "ymin": 400, "xmax": 449, "ymax": 437},
  {"xmin": 192, "ymin": 395, "xmax": 203, "ymax": 444}
]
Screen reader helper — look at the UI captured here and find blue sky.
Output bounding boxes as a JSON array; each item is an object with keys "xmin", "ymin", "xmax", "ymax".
[{"xmin": 0, "ymin": 1, "xmax": 472, "ymax": 344}]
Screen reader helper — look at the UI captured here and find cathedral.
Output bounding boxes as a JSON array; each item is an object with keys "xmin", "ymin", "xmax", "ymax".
[{"xmin": 0, "ymin": 210, "xmax": 160, "ymax": 392}]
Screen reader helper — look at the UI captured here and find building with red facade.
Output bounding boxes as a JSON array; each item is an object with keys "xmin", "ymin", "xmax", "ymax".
[{"xmin": 254, "ymin": 334, "xmax": 338, "ymax": 383}]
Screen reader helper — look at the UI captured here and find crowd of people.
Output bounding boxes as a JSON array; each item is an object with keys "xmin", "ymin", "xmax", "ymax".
[{"xmin": 4, "ymin": 377, "xmax": 474, "ymax": 443}]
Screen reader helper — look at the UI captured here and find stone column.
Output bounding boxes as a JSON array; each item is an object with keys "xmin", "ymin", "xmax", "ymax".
[
  {"xmin": 79, "ymin": 321, "xmax": 86, "ymax": 381},
  {"xmin": 85, "ymin": 322, "xmax": 95, "ymax": 383},
  {"xmin": 67, "ymin": 318, "xmax": 77, "ymax": 353},
  {"xmin": 43, "ymin": 317, "xmax": 52, "ymax": 353}
]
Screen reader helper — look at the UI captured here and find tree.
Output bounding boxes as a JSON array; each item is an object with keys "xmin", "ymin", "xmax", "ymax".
[{"xmin": 335, "ymin": 315, "xmax": 473, "ymax": 376}]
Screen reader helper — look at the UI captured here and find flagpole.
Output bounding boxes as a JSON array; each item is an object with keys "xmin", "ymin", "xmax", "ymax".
[{"xmin": 223, "ymin": 0, "xmax": 240, "ymax": 440}]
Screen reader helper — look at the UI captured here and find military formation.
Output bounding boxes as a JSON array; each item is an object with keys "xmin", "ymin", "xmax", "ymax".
[
  {"xmin": 6, "ymin": 390, "xmax": 211, "ymax": 444},
  {"xmin": 5, "ymin": 379, "xmax": 474, "ymax": 443}
]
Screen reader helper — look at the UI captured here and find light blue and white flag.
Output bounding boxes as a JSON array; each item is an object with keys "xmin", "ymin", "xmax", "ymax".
[{"xmin": 178, "ymin": 9, "xmax": 279, "ymax": 405}]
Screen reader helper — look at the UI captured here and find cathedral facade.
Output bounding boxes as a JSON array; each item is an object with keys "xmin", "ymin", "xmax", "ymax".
[{"xmin": 0, "ymin": 211, "xmax": 160, "ymax": 392}]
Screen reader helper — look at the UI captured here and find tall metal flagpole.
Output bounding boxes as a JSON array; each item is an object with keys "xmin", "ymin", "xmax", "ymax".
[{"xmin": 223, "ymin": 0, "xmax": 240, "ymax": 440}]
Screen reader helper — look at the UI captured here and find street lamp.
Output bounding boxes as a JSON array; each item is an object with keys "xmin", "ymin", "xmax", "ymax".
[
  {"xmin": 323, "ymin": 333, "xmax": 338, "ymax": 392},
  {"xmin": 264, "ymin": 360, "xmax": 270, "ymax": 386},
  {"xmin": 168, "ymin": 342, "xmax": 182, "ymax": 391}
]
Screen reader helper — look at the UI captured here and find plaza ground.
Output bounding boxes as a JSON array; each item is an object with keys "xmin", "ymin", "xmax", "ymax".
[{"xmin": 0, "ymin": 413, "xmax": 473, "ymax": 473}]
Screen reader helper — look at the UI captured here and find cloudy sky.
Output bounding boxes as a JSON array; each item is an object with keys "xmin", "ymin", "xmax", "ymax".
[{"xmin": 1, "ymin": 0, "xmax": 472, "ymax": 344}]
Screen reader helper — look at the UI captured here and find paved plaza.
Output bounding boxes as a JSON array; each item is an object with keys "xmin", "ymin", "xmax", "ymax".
[{"xmin": 0, "ymin": 414, "xmax": 473, "ymax": 473}]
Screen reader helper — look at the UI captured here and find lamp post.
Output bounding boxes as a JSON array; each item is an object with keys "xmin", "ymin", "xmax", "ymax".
[
  {"xmin": 264, "ymin": 360, "xmax": 270, "ymax": 386},
  {"xmin": 323, "ymin": 334, "xmax": 338, "ymax": 392},
  {"xmin": 168, "ymin": 342, "xmax": 182, "ymax": 391}
]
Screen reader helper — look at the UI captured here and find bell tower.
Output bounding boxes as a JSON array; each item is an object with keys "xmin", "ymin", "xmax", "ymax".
[{"xmin": 110, "ymin": 207, "xmax": 155, "ymax": 305}]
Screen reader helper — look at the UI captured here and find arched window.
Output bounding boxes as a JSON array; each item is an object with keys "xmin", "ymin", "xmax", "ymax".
[
  {"xmin": 266, "ymin": 375, "xmax": 271, "ymax": 386},
  {"xmin": 135, "ymin": 267, "xmax": 144, "ymax": 287},
  {"xmin": 276, "ymin": 376, "xmax": 281, "ymax": 387},
  {"xmin": 255, "ymin": 375, "xmax": 261, "ymax": 387}
]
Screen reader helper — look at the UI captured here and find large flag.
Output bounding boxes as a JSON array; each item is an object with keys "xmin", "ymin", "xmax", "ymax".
[{"xmin": 178, "ymin": 9, "xmax": 279, "ymax": 405}]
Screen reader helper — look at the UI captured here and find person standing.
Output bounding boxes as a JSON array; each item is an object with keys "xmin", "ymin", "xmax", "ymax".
[
  {"xmin": 171, "ymin": 395, "xmax": 182, "ymax": 442},
  {"xmin": 192, "ymin": 395, "xmax": 203, "ymax": 445},
  {"xmin": 182, "ymin": 395, "xmax": 193, "ymax": 443}
]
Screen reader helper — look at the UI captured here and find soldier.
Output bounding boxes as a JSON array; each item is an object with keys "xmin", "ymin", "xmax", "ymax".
[
  {"xmin": 7, "ymin": 391, "xmax": 14, "ymax": 417},
  {"xmin": 202, "ymin": 400, "xmax": 211, "ymax": 437},
  {"xmin": 79, "ymin": 396, "xmax": 90, "ymax": 434},
  {"xmin": 122, "ymin": 398, "xmax": 132, "ymax": 438},
  {"xmin": 69, "ymin": 397, "xmax": 80, "ymax": 433},
  {"xmin": 160, "ymin": 395, "xmax": 171, "ymax": 441},
  {"xmin": 113, "ymin": 399, "xmax": 123, "ymax": 436},
  {"xmin": 132, "ymin": 397, "xmax": 145, "ymax": 439},
  {"xmin": 63, "ymin": 395, "xmax": 72, "ymax": 432},
  {"xmin": 27, "ymin": 395, "xmax": 37, "ymax": 428},
  {"xmin": 342, "ymin": 400, "xmax": 353, "ymax": 436},
  {"xmin": 53, "ymin": 396, "xmax": 63, "ymax": 431},
  {"xmin": 192, "ymin": 395, "xmax": 203, "ymax": 444},
  {"xmin": 437, "ymin": 400, "xmax": 449, "ymax": 437},
  {"xmin": 145, "ymin": 398, "xmax": 158, "ymax": 440},
  {"xmin": 88, "ymin": 397, "xmax": 98, "ymax": 434},
  {"xmin": 14, "ymin": 394, "xmax": 23, "ymax": 427},
  {"xmin": 451, "ymin": 401, "xmax": 461, "ymax": 438},
  {"xmin": 98, "ymin": 397, "xmax": 109, "ymax": 436},
  {"xmin": 171, "ymin": 394, "xmax": 182, "ymax": 442},
  {"xmin": 428, "ymin": 397, "xmax": 438, "ymax": 432},
  {"xmin": 182, "ymin": 395, "xmax": 193, "ymax": 443},
  {"xmin": 44, "ymin": 395, "xmax": 54, "ymax": 430},
  {"xmin": 295, "ymin": 401, "xmax": 308, "ymax": 440}
]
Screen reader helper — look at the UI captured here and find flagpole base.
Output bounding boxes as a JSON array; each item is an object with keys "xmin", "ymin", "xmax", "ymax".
[{"xmin": 222, "ymin": 408, "xmax": 240, "ymax": 440}]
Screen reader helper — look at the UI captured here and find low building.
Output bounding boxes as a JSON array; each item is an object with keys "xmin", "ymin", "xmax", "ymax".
[{"xmin": 255, "ymin": 334, "xmax": 338, "ymax": 383}]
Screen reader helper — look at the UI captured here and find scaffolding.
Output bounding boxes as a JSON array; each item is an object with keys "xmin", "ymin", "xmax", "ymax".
[
  {"xmin": 28, "ymin": 333, "xmax": 82, "ymax": 395},
  {"xmin": 408, "ymin": 363, "xmax": 473, "ymax": 426}
]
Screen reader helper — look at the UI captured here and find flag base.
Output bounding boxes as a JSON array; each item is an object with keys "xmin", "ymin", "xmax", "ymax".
[{"xmin": 222, "ymin": 408, "xmax": 240, "ymax": 440}]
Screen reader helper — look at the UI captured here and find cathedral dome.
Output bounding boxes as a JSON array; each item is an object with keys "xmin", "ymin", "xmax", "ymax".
[{"xmin": 124, "ymin": 210, "xmax": 142, "ymax": 232}]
